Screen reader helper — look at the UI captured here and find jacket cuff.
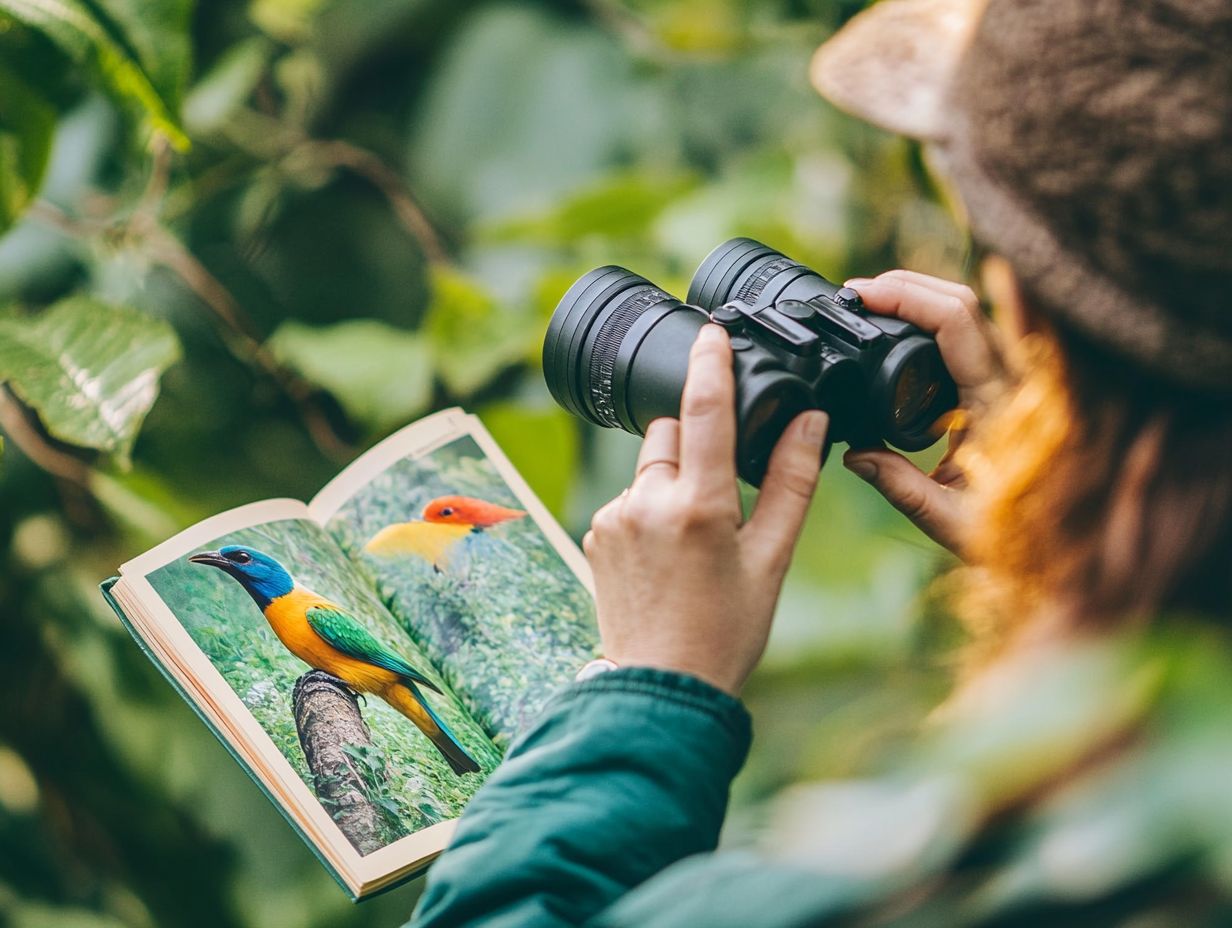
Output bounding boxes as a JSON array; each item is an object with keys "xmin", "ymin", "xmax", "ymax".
[{"xmin": 551, "ymin": 665, "xmax": 752, "ymax": 749}]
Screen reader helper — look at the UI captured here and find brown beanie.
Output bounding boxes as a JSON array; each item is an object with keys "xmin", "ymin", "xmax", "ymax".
[{"xmin": 812, "ymin": 0, "xmax": 1232, "ymax": 393}]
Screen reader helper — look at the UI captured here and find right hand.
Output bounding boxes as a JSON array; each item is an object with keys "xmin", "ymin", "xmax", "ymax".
[{"xmin": 842, "ymin": 270, "xmax": 1007, "ymax": 557}]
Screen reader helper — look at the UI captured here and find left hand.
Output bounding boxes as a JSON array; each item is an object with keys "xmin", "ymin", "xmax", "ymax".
[{"xmin": 582, "ymin": 324, "xmax": 829, "ymax": 696}]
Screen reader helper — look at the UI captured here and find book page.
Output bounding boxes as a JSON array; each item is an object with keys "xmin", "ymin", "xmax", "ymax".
[
  {"xmin": 310, "ymin": 409, "xmax": 600, "ymax": 749},
  {"xmin": 118, "ymin": 499, "xmax": 500, "ymax": 866}
]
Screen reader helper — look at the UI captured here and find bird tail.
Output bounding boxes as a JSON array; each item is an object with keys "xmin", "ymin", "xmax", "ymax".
[{"xmin": 382, "ymin": 681, "xmax": 480, "ymax": 776}]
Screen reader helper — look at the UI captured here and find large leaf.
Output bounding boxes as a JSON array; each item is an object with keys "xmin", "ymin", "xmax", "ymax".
[
  {"xmin": 477, "ymin": 402, "xmax": 577, "ymax": 518},
  {"xmin": 89, "ymin": 0, "xmax": 194, "ymax": 114},
  {"xmin": 406, "ymin": 5, "xmax": 635, "ymax": 223},
  {"xmin": 268, "ymin": 319, "xmax": 433, "ymax": 434},
  {"xmin": 0, "ymin": 297, "xmax": 181, "ymax": 462},
  {"xmin": 182, "ymin": 36, "xmax": 270, "ymax": 137},
  {"xmin": 0, "ymin": 0, "xmax": 188, "ymax": 148},
  {"xmin": 480, "ymin": 171, "xmax": 699, "ymax": 246},
  {"xmin": 0, "ymin": 62, "xmax": 56, "ymax": 234},
  {"xmin": 422, "ymin": 266, "xmax": 534, "ymax": 397}
]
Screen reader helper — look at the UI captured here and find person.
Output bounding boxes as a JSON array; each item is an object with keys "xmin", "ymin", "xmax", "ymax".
[{"xmin": 412, "ymin": 0, "xmax": 1232, "ymax": 923}]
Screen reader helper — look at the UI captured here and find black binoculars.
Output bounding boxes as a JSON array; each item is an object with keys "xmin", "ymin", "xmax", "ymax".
[{"xmin": 543, "ymin": 238, "xmax": 959, "ymax": 485}]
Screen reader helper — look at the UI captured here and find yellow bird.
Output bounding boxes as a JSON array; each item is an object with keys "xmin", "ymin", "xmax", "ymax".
[{"xmin": 364, "ymin": 495, "xmax": 527, "ymax": 572}]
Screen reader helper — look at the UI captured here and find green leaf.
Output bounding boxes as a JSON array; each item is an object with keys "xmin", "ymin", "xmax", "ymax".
[
  {"xmin": 477, "ymin": 403, "xmax": 578, "ymax": 518},
  {"xmin": 249, "ymin": 0, "xmax": 328, "ymax": 44},
  {"xmin": 406, "ymin": 5, "xmax": 634, "ymax": 223},
  {"xmin": 0, "ymin": 297, "xmax": 181, "ymax": 463},
  {"xmin": 268, "ymin": 319, "xmax": 433, "ymax": 434},
  {"xmin": 481, "ymin": 171, "xmax": 699, "ymax": 246},
  {"xmin": 89, "ymin": 0, "xmax": 194, "ymax": 114},
  {"xmin": 182, "ymin": 35, "xmax": 270, "ymax": 136},
  {"xmin": 0, "ymin": 61, "xmax": 56, "ymax": 234},
  {"xmin": 422, "ymin": 266, "xmax": 534, "ymax": 397},
  {"xmin": 0, "ymin": 0, "xmax": 189, "ymax": 148}
]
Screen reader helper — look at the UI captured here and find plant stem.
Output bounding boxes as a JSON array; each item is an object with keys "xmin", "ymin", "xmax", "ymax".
[
  {"xmin": 0, "ymin": 389, "xmax": 92, "ymax": 485},
  {"xmin": 29, "ymin": 202, "xmax": 355, "ymax": 464}
]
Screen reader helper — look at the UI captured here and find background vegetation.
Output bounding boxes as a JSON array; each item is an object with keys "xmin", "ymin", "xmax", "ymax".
[
  {"xmin": 327, "ymin": 434, "xmax": 599, "ymax": 749},
  {"xmin": 0, "ymin": 1, "xmax": 967, "ymax": 926},
  {"xmin": 146, "ymin": 517, "xmax": 501, "ymax": 850}
]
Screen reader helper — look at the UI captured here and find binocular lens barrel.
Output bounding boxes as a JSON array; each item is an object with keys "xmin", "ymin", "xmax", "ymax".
[
  {"xmin": 690, "ymin": 239, "xmax": 954, "ymax": 450},
  {"xmin": 544, "ymin": 267, "xmax": 707, "ymax": 434}
]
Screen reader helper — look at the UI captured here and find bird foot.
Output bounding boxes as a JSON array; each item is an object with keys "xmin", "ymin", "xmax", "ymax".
[{"xmin": 316, "ymin": 671, "xmax": 366, "ymax": 705}]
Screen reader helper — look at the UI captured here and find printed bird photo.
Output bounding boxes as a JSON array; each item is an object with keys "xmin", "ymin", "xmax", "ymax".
[
  {"xmin": 364, "ymin": 494, "xmax": 527, "ymax": 573},
  {"xmin": 326, "ymin": 435, "xmax": 599, "ymax": 749},
  {"xmin": 145, "ymin": 517, "xmax": 501, "ymax": 856},
  {"xmin": 187, "ymin": 545, "xmax": 480, "ymax": 775}
]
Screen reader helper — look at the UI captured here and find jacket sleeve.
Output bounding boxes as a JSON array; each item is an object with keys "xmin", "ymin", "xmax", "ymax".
[{"xmin": 410, "ymin": 666, "xmax": 752, "ymax": 928}]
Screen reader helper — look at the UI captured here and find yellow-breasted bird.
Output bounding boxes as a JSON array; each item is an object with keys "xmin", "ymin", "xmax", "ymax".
[
  {"xmin": 189, "ymin": 544, "xmax": 479, "ymax": 775},
  {"xmin": 364, "ymin": 495, "xmax": 527, "ymax": 572}
]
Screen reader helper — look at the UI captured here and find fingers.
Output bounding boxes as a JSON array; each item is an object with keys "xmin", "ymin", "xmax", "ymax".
[
  {"xmin": 743, "ymin": 411, "xmax": 828, "ymax": 572},
  {"xmin": 849, "ymin": 269, "xmax": 979, "ymax": 308},
  {"xmin": 845, "ymin": 272, "xmax": 1003, "ymax": 404},
  {"xmin": 634, "ymin": 417, "xmax": 680, "ymax": 484},
  {"xmin": 678, "ymin": 325, "xmax": 738, "ymax": 494},
  {"xmin": 843, "ymin": 447, "xmax": 965, "ymax": 555}
]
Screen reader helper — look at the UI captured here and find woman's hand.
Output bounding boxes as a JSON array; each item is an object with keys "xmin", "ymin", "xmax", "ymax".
[
  {"xmin": 841, "ymin": 270, "xmax": 1007, "ymax": 556},
  {"xmin": 582, "ymin": 324, "xmax": 829, "ymax": 696}
]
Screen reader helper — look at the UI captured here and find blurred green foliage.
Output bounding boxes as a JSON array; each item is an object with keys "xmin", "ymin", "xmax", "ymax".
[{"xmin": 0, "ymin": 0, "xmax": 968, "ymax": 926}]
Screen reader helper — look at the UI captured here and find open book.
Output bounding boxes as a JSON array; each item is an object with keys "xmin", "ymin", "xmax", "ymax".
[{"xmin": 101, "ymin": 408, "xmax": 599, "ymax": 899}]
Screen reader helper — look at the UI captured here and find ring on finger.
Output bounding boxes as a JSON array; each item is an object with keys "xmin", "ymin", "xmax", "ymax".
[{"xmin": 634, "ymin": 458, "xmax": 678, "ymax": 479}]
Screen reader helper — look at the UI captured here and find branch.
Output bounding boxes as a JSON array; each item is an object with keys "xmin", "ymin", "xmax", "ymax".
[
  {"xmin": 29, "ymin": 202, "xmax": 355, "ymax": 463},
  {"xmin": 292, "ymin": 671, "xmax": 388, "ymax": 856},
  {"xmin": 0, "ymin": 390, "xmax": 92, "ymax": 485},
  {"xmin": 222, "ymin": 108, "xmax": 452, "ymax": 265},
  {"xmin": 290, "ymin": 139, "xmax": 450, "ymax": 265},
  {"xmin": 582, "ymin": 0, "xmax": 671, "ymax": 60}
]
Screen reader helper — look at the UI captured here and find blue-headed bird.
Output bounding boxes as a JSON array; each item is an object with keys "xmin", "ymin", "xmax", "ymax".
[
  {"xmin": 364, "ymin": 495, "xmax": 527, "ymax": 572},
  {"xmin": 189, "ymin": 544, "xmax": 479, "ymax": 775}
]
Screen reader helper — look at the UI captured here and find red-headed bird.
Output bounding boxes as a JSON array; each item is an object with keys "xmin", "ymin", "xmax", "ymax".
[
  {"xmin": 189, "ymin": 544, "xmax": 479, "ymax": 775},
  {"xmin": 364, "ymin": 495, "xmax": 527, "ymax": 572}
]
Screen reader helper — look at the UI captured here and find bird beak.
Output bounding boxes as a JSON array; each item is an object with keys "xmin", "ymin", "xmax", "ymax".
[{"xmin": 188, "ymin": 550, "xmax": 229, "ymax": 568}]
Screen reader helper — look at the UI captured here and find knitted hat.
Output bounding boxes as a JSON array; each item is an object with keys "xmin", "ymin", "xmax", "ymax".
[{"xmin": 812, "ymin": 0, "xmax": 1232, "ymax": 393}]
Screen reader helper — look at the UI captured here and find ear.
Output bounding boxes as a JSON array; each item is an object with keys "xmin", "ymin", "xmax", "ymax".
[{"xmin": 810, "ymin": 0, "xmax": 987, "ymax": 140}]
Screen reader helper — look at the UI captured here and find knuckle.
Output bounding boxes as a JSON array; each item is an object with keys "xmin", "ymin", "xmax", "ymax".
[
  {"xmin": 774, "ymin": 464, "xmax": 818, "ymax": 502},
  {"xmin": 940, "ymin": 294, "xmax": 968, "ymax": 318},
  {"xmin": 956, "ymin": 285, "xmax": 981, "ymax": 316},
  {"xmin": 682, "ymin": 383, "xmax": 724, "ymax": 418},
  {"xmin": 876, "ymin": 270, "xmax": 910, "ymax": 290},
  {"xmin": 590, "ymin": 504, "xmax": 620, "ymax": 536},
  {"xmin": 894, "ymin": 486, "xmax": 933, "ymax": 526},
  {"xmin": 621, "ymin": 495, "xmax": 656, "ymax": 528},
  {"xmin": 677, "ymin": 494, "xmax": 724, "ymax": 532}
]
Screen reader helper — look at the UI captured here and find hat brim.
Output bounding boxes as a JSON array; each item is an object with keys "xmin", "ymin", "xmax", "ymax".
[{"xmin": 810, "ymin": 0, "xmax": 986, "ymax": 142}]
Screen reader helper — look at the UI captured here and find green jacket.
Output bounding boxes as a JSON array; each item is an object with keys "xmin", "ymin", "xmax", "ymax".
[{"xmin": 412, "ymin": 629, "xmax": 1232, "ymax": 927}]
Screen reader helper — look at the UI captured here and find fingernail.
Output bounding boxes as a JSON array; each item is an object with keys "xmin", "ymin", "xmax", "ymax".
[
  {"xmin": 697, "ymin": 324, "xmax": 726, "ymax": 345},
  {"xmin": 844, "ymin": 278, "xmax": 873, "ymax": 288},
  {"xmin": 801, "ymin": 411, "xmax": 828, "ymax": 445},
  {"xmin": 844, "ymin": 455, "xmax": 877, "ymax": 481}
]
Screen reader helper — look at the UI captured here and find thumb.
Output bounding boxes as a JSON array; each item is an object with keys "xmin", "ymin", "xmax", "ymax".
[{"xmin": 843, "ymin": 448, "xmax": 965, "ymax": 555}]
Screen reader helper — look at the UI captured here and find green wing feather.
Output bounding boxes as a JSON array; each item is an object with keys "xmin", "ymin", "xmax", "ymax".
[{"xmin": 305, "ymin": 606, "xmax": 441, "ymax": 693}]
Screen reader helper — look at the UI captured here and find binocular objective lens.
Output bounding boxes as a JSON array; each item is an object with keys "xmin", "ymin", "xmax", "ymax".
[{"xmin": 892, "ymin": 353, "xmax": 941, "ymax": 430}]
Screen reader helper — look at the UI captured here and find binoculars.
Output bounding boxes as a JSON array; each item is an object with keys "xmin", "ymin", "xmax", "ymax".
[{"xmin": 543, "ymin": 238, "xmax": 958, "ymax": 485}]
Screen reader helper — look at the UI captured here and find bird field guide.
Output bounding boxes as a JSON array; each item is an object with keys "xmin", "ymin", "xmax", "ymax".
[{"xmin": 102, "ymin": 408, "xmax": 599, "ymax": 899}]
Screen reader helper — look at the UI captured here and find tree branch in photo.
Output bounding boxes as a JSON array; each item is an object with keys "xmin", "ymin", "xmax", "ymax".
[{"xmin": 292, "ymin": 670, "xmax": 387, "ymax": 856}]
